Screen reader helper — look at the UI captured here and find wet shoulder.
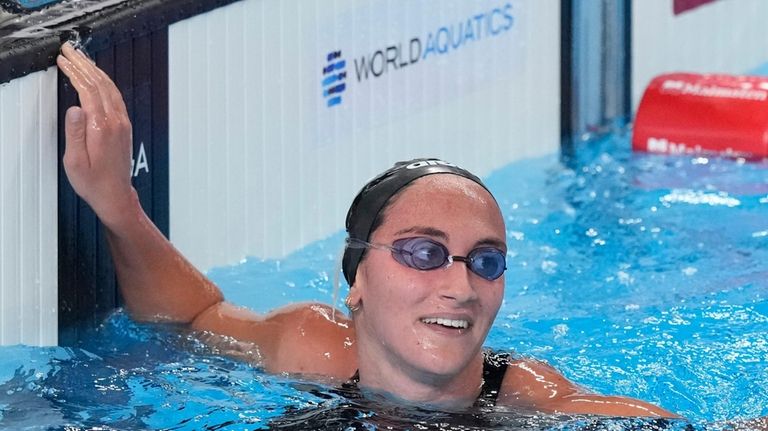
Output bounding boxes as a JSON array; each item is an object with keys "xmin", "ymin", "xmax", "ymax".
[
  {"xmin": 268, "ymin": 302, "xmax": 358, "ymax": 380},
  {"xmin": 496, "ymin": 355, "xmax": 582, "ymax": 409}
]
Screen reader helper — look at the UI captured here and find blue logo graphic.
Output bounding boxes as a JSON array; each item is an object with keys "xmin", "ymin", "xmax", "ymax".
[{"xmin": 322, "ymin": 51, "xmax": 347, "ymax": 107}]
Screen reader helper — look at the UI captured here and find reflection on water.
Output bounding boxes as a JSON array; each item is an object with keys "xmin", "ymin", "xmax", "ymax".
[{"xmin": 1, "ymin": 135, "xmax": 767, "ymax": 429}]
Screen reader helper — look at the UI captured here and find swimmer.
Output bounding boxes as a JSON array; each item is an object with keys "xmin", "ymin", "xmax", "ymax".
[{"xmin": 55, "ymin": 43, "xmax": 768, "ymax": 427}]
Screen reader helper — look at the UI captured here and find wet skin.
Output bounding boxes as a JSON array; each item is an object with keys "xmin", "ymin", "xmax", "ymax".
[
  {"xmin": 57, "ymin": 41, "xmax": 691, "ymax": 418},
  {"xmin": 349, "ymin": 175, "xmax": 506, "ymax": 407}
]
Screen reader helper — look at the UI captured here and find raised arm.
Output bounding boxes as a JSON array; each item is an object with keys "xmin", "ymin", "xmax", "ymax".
[
  {"xmin": 57, "ymin": 43, "xmax": 222, "ymax": 323},
  {"xmin": 56, "ymin": 43, "xmax": 357, "ymax": 379}
]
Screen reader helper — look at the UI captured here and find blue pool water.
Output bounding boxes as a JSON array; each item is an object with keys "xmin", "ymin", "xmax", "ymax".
[{"xmin": 1, "ymin": 134, "xmax": 767, "ymax": 430}]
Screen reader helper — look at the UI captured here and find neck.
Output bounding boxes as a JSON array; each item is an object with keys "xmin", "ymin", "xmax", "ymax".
[{"xmin": 355, "ymin": 338, "xmax": 485, "ymax": 409}]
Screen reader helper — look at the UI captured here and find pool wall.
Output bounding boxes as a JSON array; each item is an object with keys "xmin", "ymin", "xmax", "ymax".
[{"xmin": 1, "ymin": 0, "xmax": 767, "ymax": 346}]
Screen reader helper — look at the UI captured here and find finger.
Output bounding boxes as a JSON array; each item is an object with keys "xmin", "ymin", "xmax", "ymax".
[
  {"xmin": 60, "ymin": 45, "xmax": 130, "ymax": 133},
  {"xmin": 103, "ymin": 77, "xmax": 130, "ymax": 119},
  {"xmin": 61, "ymin": 43, "xmax": 97, "ymax": 76},
  {"xmin": 60, "ymin": 44, "xmax": 120, "ymax": 118},
  {"xmin": 63, "ymin": 106, "xmax": 91, "ymax": 170},
  {"xmin": 71, "ymin": 48, "xmax": 131, "ymax": 120},
  {"xmin": 60, "ymin": 43, "xmax": 94, "ymax": 78},
  {"xmin": 89, "ymin": 65, "xmax": 130, "ymax": 119},
  {"xmin": 56, "ymin": 52, "xmax": 92, "ymax": 88},
  {"xmin": 61, "ymin": 44, "xmax": 129, "ymax": 119},
  {"xmin": 63, "ymin": 44, "xmax": 104, "ymax": 87},
  {"xmin": 57, "ymin": 54, "xmax": 107, "ymax": 119}
]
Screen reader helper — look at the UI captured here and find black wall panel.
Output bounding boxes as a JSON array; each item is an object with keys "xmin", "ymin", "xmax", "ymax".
[{"xmin": 57, "ymin": 32, "xmax": 169, "ymax": 346}]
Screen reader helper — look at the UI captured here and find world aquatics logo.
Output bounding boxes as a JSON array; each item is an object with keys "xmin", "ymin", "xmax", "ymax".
[
  {"xmin": 352, "ymin": 4, "xmax": 513, "ymax": 82},
  {"xmin": 322, "ymin": 51, "xmax": 347, "ymax": 107},
  {"xmin": 320, "ymin": 3, "xmax": 515, "ymax": 109}
]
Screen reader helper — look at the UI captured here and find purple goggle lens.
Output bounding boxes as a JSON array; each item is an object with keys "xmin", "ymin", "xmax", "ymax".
[{"xmin": 348, "ymin": 237, "xmax": 507, "ymax": 281}]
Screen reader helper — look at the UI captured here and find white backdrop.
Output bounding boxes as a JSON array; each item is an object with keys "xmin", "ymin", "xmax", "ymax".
[
  {"xmin": 168, "ymin": 0, "xmax": 561, "ymax": 271},
  {"xmin": 0, "ymin": 68, "xmax": 58, "ymax": 346},
  {"xmin": 633, "ymin": 0, "xmax": 768, "ymax": 110}
]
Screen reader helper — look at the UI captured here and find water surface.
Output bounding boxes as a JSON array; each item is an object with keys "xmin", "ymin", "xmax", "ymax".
[{"xmin": 1, "ymin": 134, "xmax": 767, "ymax": 430}]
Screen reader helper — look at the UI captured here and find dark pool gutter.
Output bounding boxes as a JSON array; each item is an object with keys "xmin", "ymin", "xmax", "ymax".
[{"xmin": 0, "ymin": 0, "xmax": 242, "ymax": 85}]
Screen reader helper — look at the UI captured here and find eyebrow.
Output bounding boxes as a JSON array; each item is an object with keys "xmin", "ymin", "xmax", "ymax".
[
  {"xmin": 394, "ymin": 226, "xmax": 448, "ymax": 240},
  {"xmin": 394, "ymin": 226, "xmax": 507, "ymax": 251},
  {"xmin": 476, "ymin": 237, "xmax": 508, "ymax": 251}
]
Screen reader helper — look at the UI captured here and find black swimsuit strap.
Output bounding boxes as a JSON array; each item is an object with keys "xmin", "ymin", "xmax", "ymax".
[
  {"xmin": 346, "ymin": 351, "xmax": 510, "ymax": 407},
  {"xmin": 475, "ymin": 351, "xmax": 510, "ymax": 407}
]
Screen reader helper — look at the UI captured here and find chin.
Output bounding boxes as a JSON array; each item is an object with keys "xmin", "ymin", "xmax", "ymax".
[{"xmin": 409, "ymin": 340, "xmax": 479, "ymax": 377}]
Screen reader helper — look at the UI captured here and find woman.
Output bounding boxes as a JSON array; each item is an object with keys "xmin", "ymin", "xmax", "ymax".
[{"xmin": 56, "ymin": 42, "xmax": 683, "ymax": 418}]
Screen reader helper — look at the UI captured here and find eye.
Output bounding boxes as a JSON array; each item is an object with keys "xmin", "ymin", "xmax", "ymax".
[
  {"xmin": 470, "ymin": 249, "xmax": 507, "ymax": 280},
  {"xmin": 410, "ymin": 241, "xmax": 447, "ymax": 269}
]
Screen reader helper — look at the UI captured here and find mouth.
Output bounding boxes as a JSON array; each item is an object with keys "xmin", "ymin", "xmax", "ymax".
[{"xmin": 420, "ymin": 317, "xmax": 471, "ymax": 330}]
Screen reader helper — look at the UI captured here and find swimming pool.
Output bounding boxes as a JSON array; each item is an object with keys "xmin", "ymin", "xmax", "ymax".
[{"xmin": 0, "ymin": 133, "xmax": 766, "ymax": 430}]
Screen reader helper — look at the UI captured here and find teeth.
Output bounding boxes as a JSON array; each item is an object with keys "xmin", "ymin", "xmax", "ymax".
[{"xmin": 421, "ymin": 317, "xmax": 469, "ymax": 329}]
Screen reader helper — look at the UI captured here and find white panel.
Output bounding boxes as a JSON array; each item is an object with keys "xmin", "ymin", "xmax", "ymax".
[
  {"xmin": 242, "ymin": 0, "xmax": 267, "ymax": 257},
  {"xmin": 633, "ymin": 0, "xmax": 768, "ymax": 109},
  {"xmin": 224, "ymin": 2, "xmax": 248, "ymax": 260},
  {"xmin": 0, "ymin": 68, "xmax": 58, "ymax": 346},
  {"xmin": 38, "ymin": 69, "xmax": 58, "ymax": 346},
  {"xmin": 0, "ymin": 75, "xmax": 22, "ymax": 345},
  {"xmin": 169, "ymin": 0, "xmax": 560, "ymax": 270},
  {"xmin": 20, "ymin": 72, "xmax": 41, "ymax": 345},
  {"xmin": 205, "ymin": 7, "xmax": 230, "ymax": 267}
]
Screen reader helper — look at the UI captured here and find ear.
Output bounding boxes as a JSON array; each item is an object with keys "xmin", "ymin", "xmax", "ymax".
[
  {"xmin": 346, "ymin": 267, "xmax": 366, "ymax": 310},
  {"xmin": 346, "ymin": 284, "xmax": 363, "ymax": 311}
]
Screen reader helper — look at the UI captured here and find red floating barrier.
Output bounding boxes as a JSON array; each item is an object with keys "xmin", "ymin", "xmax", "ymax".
[{"xmin": 633, "ymin": 73, "xmax": 768, "ymax": 158}]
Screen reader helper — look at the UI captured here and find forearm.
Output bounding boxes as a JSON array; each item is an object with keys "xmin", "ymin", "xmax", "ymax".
[
  {"xmin": 104, "ymin": 188, "xmax": 223, "ymax": 323},
  {"xmin": 552, "ymin": 394, "xmax": 680, "ymax": 418},
  {"xmin": 56, "ymin": 44, "xmax": 223, "ymax": 325}
]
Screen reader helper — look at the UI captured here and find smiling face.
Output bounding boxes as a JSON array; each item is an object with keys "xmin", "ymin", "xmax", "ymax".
[{"xmin": 349, "ymin": 174, "xmax": 506, "ymax": 402}]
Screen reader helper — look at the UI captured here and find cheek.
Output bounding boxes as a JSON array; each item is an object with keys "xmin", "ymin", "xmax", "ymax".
[
  {"xmin": 359, "ymin": 258, "xmax": 399, "ymax": 301},
  {"xmin": 361, "ymin": 261, "xmax": 427, "ymax": 308},
  {"xmin": 481, "ymin": 283, "xmax": 504, "ymax": 315},
  {"xmin": 370, "ymin": 271, "xmax": 413, "ymax": 303}
]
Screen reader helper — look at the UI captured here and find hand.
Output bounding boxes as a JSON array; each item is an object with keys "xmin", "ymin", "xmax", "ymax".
[{"xmin": 57, "ymin": 43, "xmax": 137, "ymax": 227}]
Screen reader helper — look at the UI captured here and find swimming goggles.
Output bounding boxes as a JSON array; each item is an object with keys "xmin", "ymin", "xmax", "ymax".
[{"xmin": 346, "ymin": 237, "xmax": 507, "ymax": 281}]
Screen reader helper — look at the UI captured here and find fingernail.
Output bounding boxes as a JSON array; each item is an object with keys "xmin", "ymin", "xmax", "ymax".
[{"xmin": 67, "ymin": 107, "xmax": 84, "ymax": 122}]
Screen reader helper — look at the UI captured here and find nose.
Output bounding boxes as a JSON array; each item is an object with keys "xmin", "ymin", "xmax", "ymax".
[{"xmin": 437, "ymin": 260, "xmax": 479, "ymax": 303}]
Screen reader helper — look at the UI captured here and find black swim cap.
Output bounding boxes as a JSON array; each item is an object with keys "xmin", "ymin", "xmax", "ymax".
[{"xmin": 342, "ymin": 158, "xmax": 492, "ymax": 286}]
